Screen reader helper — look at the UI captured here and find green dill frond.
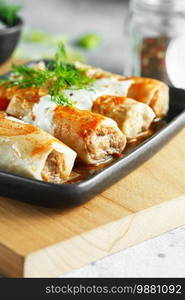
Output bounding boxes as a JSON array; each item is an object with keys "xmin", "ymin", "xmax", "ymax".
[
  {"xmin": 10, "ymin": 64, "xmax": 50, "ymax": 88},
  {"xmin": 51, "ymin": 92, "xmax": 75, "ymax": 107},
  {"xmin": 0, "ymin": 43, "xmax": 94, "ymax": 107},
  {"xmin": 54, "ymin": 42, "xmax": 67, "ymax": 68}
]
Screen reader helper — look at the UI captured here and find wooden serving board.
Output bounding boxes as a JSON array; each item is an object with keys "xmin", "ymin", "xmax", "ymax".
[
  {"xmin": 0, "ymin": 62, "xmax": 185, "ymax": 277},
  {"xmin": 0, "ymin": 128, "xmax": 184, "ymax": 277}
]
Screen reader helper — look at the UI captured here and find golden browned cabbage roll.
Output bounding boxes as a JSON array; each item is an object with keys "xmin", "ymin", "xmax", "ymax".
[
  {"xmin": 75, "ymin": 63, "xmax": 169, "ymax": 118},
  {"xmin": 0, "ymin": 113, "xmax": 76, "ymax": 183},
  {"xmin": 53, "ymin": 106, "xmax": 126, "ymax": 164},
  {"xmin": 92, "ymin": 96, "xmax": 155, "ymax": 139},
  {"xmin": 6, "ymin": 96, "xmax": 126, "ymax": 164},
  {"xmin": 126, "ymin": 77, "xmax": 169, "ymax": 118},
  {"xmin": 75, "ymin": 62, "xmax": 126, "ymax": 80}
]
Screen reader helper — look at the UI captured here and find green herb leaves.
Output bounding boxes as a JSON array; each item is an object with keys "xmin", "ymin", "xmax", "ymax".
[
  {"xmin": 53, "ymin": 43, "xmax": 93, "ymax": 89},
  {"xmin": 0, "ymin": 44, "xmax": 94, "ymax": 107},
  {"xmin": 77, "ymin": 33, "xmax": 101, "ymax": 50},
  {"xmin": 0, "ymin": 0, "xmax": 22, "ymax": 26},
  {"xmin": 11, "ymin": 64, "xmax": 49, "ymax": 89},
  {"xmin": 51, "ymin": 92, "xmax": 74, "ymax": 107}
]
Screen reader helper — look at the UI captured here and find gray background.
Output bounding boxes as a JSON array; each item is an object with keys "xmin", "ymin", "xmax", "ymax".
[{"xmin": 17, "ymin": 0, "xmax": 129, "ymax": 73}]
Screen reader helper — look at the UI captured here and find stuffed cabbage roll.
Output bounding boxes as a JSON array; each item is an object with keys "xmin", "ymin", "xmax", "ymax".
[
  {"xmin": 75, "ymin": 63, "xmax": 169, "ymax": 118},
  {"xmin": 0, "ymin": 113, "xmax": 76, "ymax": 183},
  {"xmin": 92, "ymin": 96, "xmax": 155, "ymax": 139},
  {"xmin": 6, "ymin": 95, "xmax": 126, "ymax": 164},
  {"xmin": 127, "ymin": 77, "xmax": 169, "ymax": 118}
]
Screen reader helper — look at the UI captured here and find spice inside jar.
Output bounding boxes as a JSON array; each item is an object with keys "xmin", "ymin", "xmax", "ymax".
[{"xmin": 140, "ymin": 35, "xmax": 171, "ymax": 84}]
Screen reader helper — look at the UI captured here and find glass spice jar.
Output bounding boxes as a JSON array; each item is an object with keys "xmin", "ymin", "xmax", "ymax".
[{"xmin": 123, "ymin": 0, "xmax": 185, "ymax": 85}]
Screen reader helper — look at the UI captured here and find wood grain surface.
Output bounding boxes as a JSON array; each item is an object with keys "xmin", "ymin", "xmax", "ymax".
[{"xmin": 0, "ymin": 63, "xmax": 185, "ymax": 277}]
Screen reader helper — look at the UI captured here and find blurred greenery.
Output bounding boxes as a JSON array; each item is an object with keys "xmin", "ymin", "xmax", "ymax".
[
  {"xmin": 13, "ymin": 29, "xmax": 101, "ymax": 63},
  {"xmin": 0, "ymin": 0, "xmax": 21, "ymax": 26},
  {"xmin": 22, "ymin": 29, "xmax": 69, "ymax": 45},
  {"xmin": 76, "ymin": 32, "xmax": 101, "ymax": 50}
]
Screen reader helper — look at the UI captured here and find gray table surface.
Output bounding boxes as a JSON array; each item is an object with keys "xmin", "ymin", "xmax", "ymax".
[{"xmin": 6, "ymin": 0, "xmax": 185, "ymax": 278}]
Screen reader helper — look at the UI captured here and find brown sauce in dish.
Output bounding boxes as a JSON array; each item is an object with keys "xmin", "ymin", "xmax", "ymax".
[
  {"xmin": 0, "ymin": 97, "xmax": 10, "ymax": 110},
  {"xmin": 66, "ymin": 119, "xmax": 166, "ymax": 184}
]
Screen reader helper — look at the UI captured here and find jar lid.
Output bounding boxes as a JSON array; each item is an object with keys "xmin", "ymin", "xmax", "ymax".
[
  {"xmin": 130, "ymin": 0, "xmax": 185, "ymax": 14},
  {"xmin": 166, "ymin": 35, "xmax": 185, "ymax": 89}
]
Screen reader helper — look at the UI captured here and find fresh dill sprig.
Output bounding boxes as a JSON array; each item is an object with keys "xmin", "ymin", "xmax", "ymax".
[
  {"xmin": 53, "ymin": 42, "xmax": 93, "ymax": 89},
  {"xmin": 54, "ymin": 43, "xmax": 67, "ymax": 67},
  {"xmin": 0, "ymin": 43, "xmax": 94, "ymax": 107},
  {"xmin": 51, "ymin": 92, "xmax": 75, "ymax": 107},
  {"xmin": 0, "ymin": 0, "xmax": 22, "ymax": 26},
  {"xmin": 10, "ymin": 64, "xmax": 50, "ymax": 88}
]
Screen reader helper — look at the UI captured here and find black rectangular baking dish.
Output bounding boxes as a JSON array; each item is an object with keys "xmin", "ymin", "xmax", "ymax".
[{"xmin": 0, "ymin": 86, "xmax": 185, "ymax": 208}]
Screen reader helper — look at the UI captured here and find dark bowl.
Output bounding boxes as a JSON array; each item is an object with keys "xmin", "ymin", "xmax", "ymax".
[{"xmin": 0, "ymin": 18, "xmax": 23, "ymax": 65}]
